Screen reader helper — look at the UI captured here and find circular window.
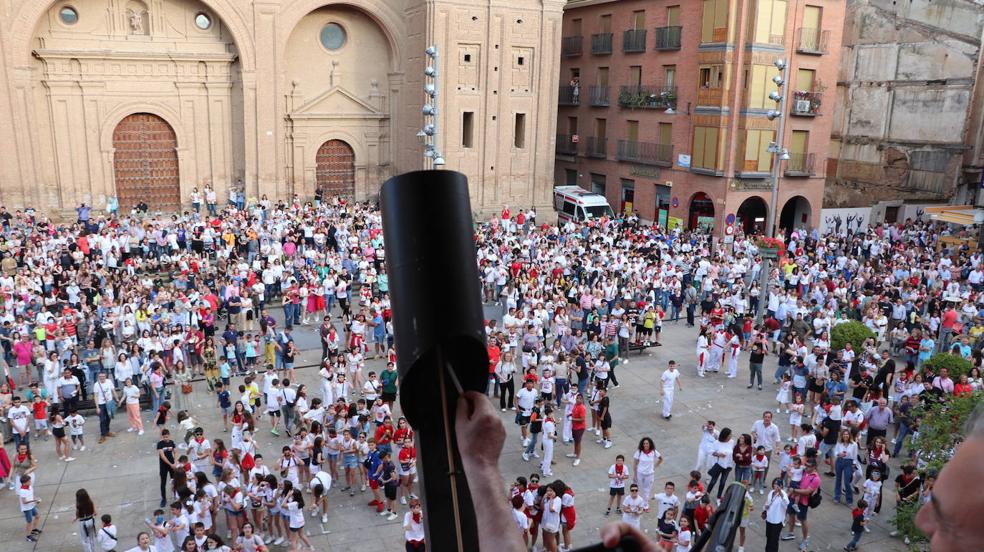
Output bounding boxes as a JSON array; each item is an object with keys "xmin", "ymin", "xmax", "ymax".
[
  {"xmin": 59, "ymin": 6, "xmax": 78, "ymax": 25},
  {"xmin": 194, "ymin": 13, "xmax": 212, "ymax": 30},
  {"xmin": 319, "ymin": 23, "xmax": 346, "ymax": 51}
]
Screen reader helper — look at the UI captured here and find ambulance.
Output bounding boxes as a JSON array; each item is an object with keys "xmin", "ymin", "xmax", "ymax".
[{"xmin": 553, "ymin": 186, "xmax": 615, "ymax": 223}]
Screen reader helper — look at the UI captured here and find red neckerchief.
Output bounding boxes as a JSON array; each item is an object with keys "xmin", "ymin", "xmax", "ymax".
[
  {"xmin": 615, "ymin": 463, "xmax": 624, "ymax": 476},
  {"xmin": 16, "ymin": 452, "xmax": 27, "ymax": 463}
]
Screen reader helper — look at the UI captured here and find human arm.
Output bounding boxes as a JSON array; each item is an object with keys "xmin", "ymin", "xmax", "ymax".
[{"xmin": 455, "ymin": 391, "xmax": 528, "ymax": 552}]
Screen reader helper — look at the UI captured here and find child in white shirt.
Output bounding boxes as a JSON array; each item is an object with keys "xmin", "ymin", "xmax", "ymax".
[{"xmin": 65, "ymin": 410, "xmax": 86, "ymax": 451}]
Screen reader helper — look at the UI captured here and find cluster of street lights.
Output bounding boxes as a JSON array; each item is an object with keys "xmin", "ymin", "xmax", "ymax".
[
  {"xmin": 755, "ymin": 57, "xmax": 791, "ymax": 323},
  {"xmin": 417, "ymin": 45, "xmax": 445, "ymax": 167}
]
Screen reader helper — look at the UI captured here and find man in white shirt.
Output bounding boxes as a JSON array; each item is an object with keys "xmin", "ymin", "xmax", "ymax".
[
  {"xmin": 514, "ymin": 379, "xmax": 538, "ymax": 444},
  {"xmin": 95, "ymin": 514, "xmax": 118, "ymax": 551},
  {"xmin": 7, "ymin": 396, "xmax": 31, "ymax": 450},
  {"xmin": 92, "ymin": 372, "xmax": 117, "ymax": 443},
  {"xmin": 762, "ymin": 480, "xmax": 790, "ymax": 549},
  {"xmin": 56, "ymin": 368, "xmax": 81, "ymax": 417},
  {"xmin": 621, "ymin": 484, "xmax": 649, "ymax": 529},
  {"xmin": 660, "ymin": 361, "xmax": 683, "ymax": 420},
  {"xmin": 189, "ymin": 427, "xmax": 212, "ymax": 473},
  {"xmin": 751, "ymin": 411, "xmax": 781, "ymax": 482}
]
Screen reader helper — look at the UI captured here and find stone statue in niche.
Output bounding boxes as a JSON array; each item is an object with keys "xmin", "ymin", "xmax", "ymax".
[
  {"xmin": 329, "ymin": 60, "xmax": 340, "ymax": 87},
  {"xmin": 127, "ymin": 8, "xmax": 148, "ymax": 35}
]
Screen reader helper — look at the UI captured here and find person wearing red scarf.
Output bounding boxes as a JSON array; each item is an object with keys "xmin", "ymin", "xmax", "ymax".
[{"xmin": 403, "ymin": 499, "xmax": 425, "ymax": 551}]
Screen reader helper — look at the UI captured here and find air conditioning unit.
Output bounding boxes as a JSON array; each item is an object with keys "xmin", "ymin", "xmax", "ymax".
[{"xmin": 795, "ymin": 99, "xmax": 812, "ymax": 113}]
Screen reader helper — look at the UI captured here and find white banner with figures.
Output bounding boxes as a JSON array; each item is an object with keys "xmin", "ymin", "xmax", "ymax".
[{"xmin": 820, "ymin": 207, "xmax": 871, "ymax": 236}]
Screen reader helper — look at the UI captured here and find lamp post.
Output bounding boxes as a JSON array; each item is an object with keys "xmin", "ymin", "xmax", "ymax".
[
  {"xmin": 419, "ymin": 46, "xmax": 445, "ymax": 167},
  {"xmin": 755, "ymin": 58, "xmax": 790, "ymax": 323}
]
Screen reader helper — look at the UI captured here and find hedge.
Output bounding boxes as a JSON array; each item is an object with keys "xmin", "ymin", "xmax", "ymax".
[
  {"xmin": 921, "ymin": 353, "xmax": 973, "ymax": 379},
  {"xmin": 830, "ymin": 320, "xmax": 875, "ymax": 352}
]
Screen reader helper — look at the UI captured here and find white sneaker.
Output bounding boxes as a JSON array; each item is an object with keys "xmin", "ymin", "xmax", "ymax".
[
  {"xmin": 532, "ymin": 452, "xmax": 540, "ymax": 458},
  {"xmin": 401, "ymin": 496, "xmax": 407, "ymax": 505},
  {"xmin": 522, "ymin": 437, "xmax": 531, "ymax": 447},
  {"xmin": 72, "ymin": 444, "xmax": 78, "ymax": 450},
  {"xmin": 321, "ymin": 514, "xmax": 328, "ymax": 523},
  {"xmin": 738, "ymin": 547, "xmax": 744, "ymax": 552},
  {"xmin": 127, "ymin": 428, "xmax": 134, "ymax": 432},
  {"xmin": 565, "ymin": 453, "xmax": 577, "ymax": 458},
  {"xmin": 387, "ymin": 512, "xmax": 398, "ymax": 521},
  {"xmin": 79, "ymin": 446, "xmax": 86, "ymax": 452},
  {"xmin": 360, "ymin": 484, "xmax": 366, "ymax": 492},
  {"xmin": 759, "ymin": 489, "xmax": 764, "ymax": 495},
  {"xmin": 604, "ymin": 441, "xmax": 613, "ymax": 449},
  {"xmin": 380, "ymin": 510, "xmax": 389, "ymax": 516},
  {"xmin": 572, "ymin": 458, "xmax": 580, "ymax": 466},
  {"xmin": 64, "ymin": 456, "xmax": 76, "ymax": 462},
  {"xmin": 522, "ymin": 452, "xmax": 530, "ymax": 462},
  {"xmin": 274, "ymin": 537, "xmax": 285, "ymax": 545},
  {"xmin": 138, "ymin": 430, "xmax": 144, "ymax": 436}
]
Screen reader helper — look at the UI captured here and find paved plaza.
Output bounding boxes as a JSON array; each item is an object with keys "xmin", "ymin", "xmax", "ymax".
[{"xmin": 0, "ymin": 314, "xmax": 910, "ymax": 552}]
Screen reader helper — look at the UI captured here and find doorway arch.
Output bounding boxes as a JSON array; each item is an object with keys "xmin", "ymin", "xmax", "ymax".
[
  {"xmin": 736, "ymin": 196, "xmax": 768, "ymax": 234},
  {"xmin": 113, "ymin": 113, "xmax": 180, "ymax": 212},
  {"xmin": 316, "ymin": 139, "xmax": 355, "ymax": 199},
  {"xmin": 779, "ymin": 195, "xmax": 812, "ymax": 236},
  {"xmin": 688, "ymin": 192, "xmax": 716, "ymax": 231}
]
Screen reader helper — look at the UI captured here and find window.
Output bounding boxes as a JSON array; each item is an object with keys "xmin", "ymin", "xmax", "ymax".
[
  {"xmin": 597, "ymin": 67, "xmax": 609, "ymax": 86},
  {"xmin": 790, "ymin": 130, "xmax": 808, "ymax": 154},
  {"xmin": 463, "ymin": 53, "xmax": 472, "ymax": 62},
  {"xmin": 194, "ymin": 13, "xmax": 212, "ymax": 30},
  {"xmin": 660, "ymin": 67, "xmax": 675, "ymax": 89},
  {"xmin": 627, "ymin": 120, "xmax": 640, "ymax": 141},
  {"xmin": 699, "ymin": 65, "xmax": 723, "ymax": 88},
  {"xmin": 802, "ymin": 6, "xmax": 822, "ymax": 30},
  {"xmin": 462, "ymin": 112, "xmax": 474, "ymax": 148},
  {"xmin": 565, "ymin": 169, "xmax": 578, "ymax": 186},
  {"xmin": 514, "ymin": 113, "xmax": 526, "ymax": 148},
  {"xmin": 517, "ymin": 56, "xmax": 524, "ymax": 65},
  {"xmin": 743, "ymin": 129, "xmax": 774, "ymax": 172},
  {"xmin": 629, "ymin": 66, "xmax": 642, "ymax": 87},
  {"xmin": 700, "ymin": 0, "xmax": 729, "ymax": 42},
  {"xmin": 692, "ymin": 127, "xmax": 723, "ymax": 171},
  {"xmin": 319, "ymin": 23, "xmax": 347, "ymax": 51},
  {"xmin": 59, "ymin": 6, "xmax": 79, "ymax": 25},
  {"xmin": 747, "ymin": 64, "xmax": 781, "ymax": 108},
  {"xmin": 667, "ymin": 6, "xmax": 681, "ymax": 26},
  {"xmin": 751, "ymin": 0, "xmax": 787, "ymax": 44},
  {"xmin": 600, "ymin": 14, "xmax": 612, "ymax": 33},
  {"xmin": 796, "ymin": 68, "xmax": 816, "ymax": 91},
  {"xmin": 571, "ymin": 18, "xmax": 583, "ymax": 36},
  {"xmin": 595, "ymin": 118, "xmax": 607, "ymax": 139},
  {"xmin": 567, "ymin": 116, "xmax": 578, "ymax": 134},
  {"xmin": 658, "ymin": 123, "xmax": 672, "ymax": 145},
  {"xmin": 590, "ymin": 173, "xmax": 606, "ymax": 195},
  {"xmin": 632, "ymin": 10, "xmax": 646, "ymax": 29},
  {"xmin": 563, "ymin": 201, "xmax": 577, "ymax": 216}
]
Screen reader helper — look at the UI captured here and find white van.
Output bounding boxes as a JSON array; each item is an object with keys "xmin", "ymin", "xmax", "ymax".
[{"xmin": 553, "ymin": 186, "xmax": 615, "ymax": 223}]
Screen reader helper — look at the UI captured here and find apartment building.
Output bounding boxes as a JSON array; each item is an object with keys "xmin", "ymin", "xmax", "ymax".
[{"xmin": 555, "ymin": 0, "xmax": 843, "ymax": 235}]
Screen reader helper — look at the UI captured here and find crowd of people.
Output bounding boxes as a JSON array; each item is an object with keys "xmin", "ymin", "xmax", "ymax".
[{"xmin": 0, "ymin": 192, "xmax": 981, "ymax": 552}]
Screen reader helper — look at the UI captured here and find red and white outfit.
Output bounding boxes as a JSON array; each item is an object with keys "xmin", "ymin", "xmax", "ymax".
[
  {"xmin": 726, "ymin": 334, "xmax": 741, "ymax": 378},
  {"xmin": 708, "ymin": 330, "xmax": 727, "ymax": 373},
  {"xmin": 696, "ymin": 335, "xmax": 709, "ymax": 377}
]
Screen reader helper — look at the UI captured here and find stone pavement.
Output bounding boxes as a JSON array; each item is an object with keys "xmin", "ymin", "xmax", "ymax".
[{"xmin": 0, "ymin": 316, "xmax": 910, "ymax": 551}]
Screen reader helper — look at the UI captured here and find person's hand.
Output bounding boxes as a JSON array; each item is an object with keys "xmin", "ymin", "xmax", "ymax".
[
  {"xmin": 456, "ymin": 391, "xmax": 505, "ymax": 469},
  {"xmin": 599, "ymin": 522, "xmax": 661, "ymax": 552}
]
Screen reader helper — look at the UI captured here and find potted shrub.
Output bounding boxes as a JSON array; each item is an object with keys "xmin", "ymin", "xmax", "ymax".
[
  {"xmin": 922, "ymin": 353, "xmax": 973, "ymax": 379},
  {"xmin": 830, "ymin": 320, "xmax": 876, "ymax": 352}
]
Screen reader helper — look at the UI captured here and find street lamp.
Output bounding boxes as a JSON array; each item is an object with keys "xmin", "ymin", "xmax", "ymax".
[
  {"xmin": 756, "ymin": 57, "xmax": 791, "ymax": 323},
  {"xmin": 419, "ymin": 45, "xmax": 444, "ymax": 169}
]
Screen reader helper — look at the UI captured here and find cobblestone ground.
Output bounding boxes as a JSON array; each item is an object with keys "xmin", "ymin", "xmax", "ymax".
[{"xmin": 0, "ymin": 315, "xmax": 909, "ymax": 551}]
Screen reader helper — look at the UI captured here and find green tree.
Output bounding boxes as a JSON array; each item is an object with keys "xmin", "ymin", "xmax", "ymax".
[
  {"xmin": 922, "ymin": 353, "xmax": 973, "ymax": 379},
  {"xmin": 830, "ymin": 320, "xmax": 875, "ymax": 352}
]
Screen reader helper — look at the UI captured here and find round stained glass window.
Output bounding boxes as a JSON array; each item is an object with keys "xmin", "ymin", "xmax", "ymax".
[
  {"xmin": 319, "ymin": 23, "xmax": 346, "ymax": 51},
  {"xmin": 194, "ymin": 13, "xmax": 212, "ymax": 30},
  {"xmin": 59, "ymin": 6, "xmax": 79, "ymax": 25}
]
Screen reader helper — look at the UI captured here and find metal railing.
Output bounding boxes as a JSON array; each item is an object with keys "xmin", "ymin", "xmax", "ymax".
[
  {"xmin": 654, "ymin": 26, "xmax": 682, "ymax": 50},
  {"xmin": 623, "ymin": 29, "xmax": 647, "ymax": 52},
  {"xmin": 617, "ymin": 85, "xmax": 677, "ymax": 109},
  {"xmin": 768, "ymin": 34, "xmax": 785, "ymax": 45},
  {"xmin": 790, "ymin": 90, "xmax": 822, "ymax": 116},
  {"xmin": 591, "ymin": 33, "xmax": 613, "ymax": 55},
  {"xmin": 785, "ymin": 152, "xmax": 815, "ymax": 176},
  {"xmin": 584, "ymin": 136, "xmax": 607, "ymax": 158},
  {"xmin": 589, "ymin": 85, "xmax": 610, "ymax": 107},
  {"xmin": 561, "ymin": 36, "xmax": 583, "ymax": 56},
  {"xmin": 556, "ymin": 133, "xmax": 578, "ymax": 155},
  {"xmin": 796, "ymin": 28, "xmax": 829, "ymax": 54},
  {"xmin": 558, "ymin": 85, "xmax": 581, "ymax": 106},
  {"xmin": 616, "ymin": 140, "xmax": 673, "ymax": 166}
]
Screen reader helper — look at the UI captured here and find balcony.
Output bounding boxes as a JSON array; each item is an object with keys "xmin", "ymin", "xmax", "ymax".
[
  {"xmin": 654, "ymin": 26, "xmax": 682, "ymax": 50},
  {"xmin": 785, "ymin": 152, "xmax": 815, "ymax": 176},
  {"xmin": 618, "ymin": 85, "xmax": 677, "ymax": 109},
  {"xmin": 768, "ymin": 34, "xmax": 785, "ymax": 46},
  {"xmin": 697, "ymin": 86, "xmax": 724, "ymax": 106},
  {"xmin": 558, "ymin": 85, "xmax": 580, "ymax": 106},
  {"xmin": 623, "ymin": 29, "xmax": 647, "ymax": 53},
  {"xmin": 588, "ymin": 85, "xmax": 610, "ymax": 107},
  {"xmin": 561, "ymin": 36, "xmax": 583, "ymax": 57},
  {"xmin": 556, "ymin": 133, "xmax": 578, "ymax": 156},
  {"xmin": 616, "ymin": 140, "xmax": 673, "ymax": 166},
  {"xmin": 591, "ymin": 33, "xmax": 613, "ymax": 55},
  {"xmin": 790, "ymin": 90, "xmax": 822, "ymax": 116},
  {"xmin": 584, "ymin": 136, "xmax": 607, "ymax": 158},
  {"xmin": 796, "ymin": 28, "xmax": 829, "ymax": 54}
]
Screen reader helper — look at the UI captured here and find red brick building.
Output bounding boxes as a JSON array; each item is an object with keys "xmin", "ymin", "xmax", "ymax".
[{"xmin": 554, "ymin": 0, "xmax": 843, "ymax": 235}]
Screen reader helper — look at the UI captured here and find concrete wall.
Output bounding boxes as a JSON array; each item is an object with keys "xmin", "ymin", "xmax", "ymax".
[{"xmin": 827, "ymin": 0, "xmax": 984, "ymax": 208}]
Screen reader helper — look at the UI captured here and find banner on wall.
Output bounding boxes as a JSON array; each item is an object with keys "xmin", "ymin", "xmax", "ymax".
[{"xmin": 667, "ymin": 216, "xmax": 683, "ymax": 231}]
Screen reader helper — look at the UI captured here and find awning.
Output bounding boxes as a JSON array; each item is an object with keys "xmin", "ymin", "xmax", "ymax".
[{"xmin": 925, "ymin": 205, "xmax": 984, "ymax": 226}]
